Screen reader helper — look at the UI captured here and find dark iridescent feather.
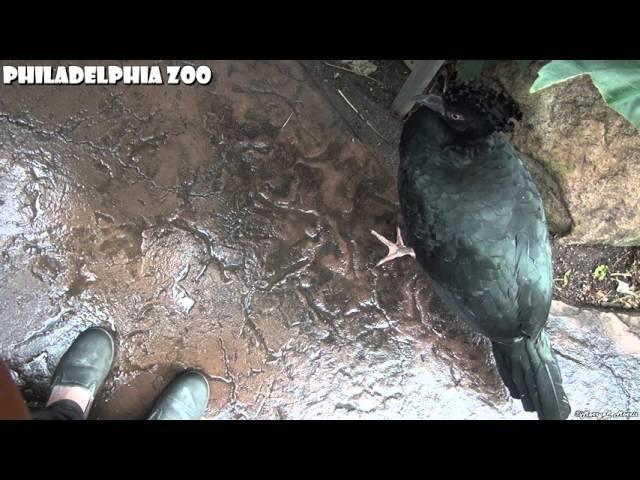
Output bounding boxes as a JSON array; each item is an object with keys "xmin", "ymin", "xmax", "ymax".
[{"xmin": 399, "ymin": 83, "xmax": 571, "ymax": 419}]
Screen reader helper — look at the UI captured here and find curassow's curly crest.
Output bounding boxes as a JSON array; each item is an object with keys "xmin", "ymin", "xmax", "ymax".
[{"xmin": 444, "ymin": 82, "xmax": 522, "ymax": 133}]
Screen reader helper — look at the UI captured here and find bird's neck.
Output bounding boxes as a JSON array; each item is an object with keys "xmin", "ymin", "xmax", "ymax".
[{"xmin": 401, "ymin": 109, "xmax": 494, "ymax": 170}]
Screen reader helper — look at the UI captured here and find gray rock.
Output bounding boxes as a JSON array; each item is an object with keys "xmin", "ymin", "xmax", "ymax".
[{"xmin": 548, "ymin": 301, "xmax": 640, "ymax": 418}]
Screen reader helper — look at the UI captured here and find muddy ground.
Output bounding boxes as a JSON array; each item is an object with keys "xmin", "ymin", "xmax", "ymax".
[
  {"xmin": 302, "ymin": 60, "xmax": 640, "ymax": 312},
  {"xmin": 1, "ymin": 60, "xmax": 638, "ymax": 419}
]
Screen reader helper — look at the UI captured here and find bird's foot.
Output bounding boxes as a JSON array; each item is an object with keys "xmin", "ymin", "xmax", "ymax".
[{"xmin": 370, "ymin": 226, "xmax": 416, "ymax": 267}]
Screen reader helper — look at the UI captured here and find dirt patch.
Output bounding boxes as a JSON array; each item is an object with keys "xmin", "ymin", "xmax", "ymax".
[{"xmin": 552, "ymin": 240, "xmax": 640, "ymax": 310}]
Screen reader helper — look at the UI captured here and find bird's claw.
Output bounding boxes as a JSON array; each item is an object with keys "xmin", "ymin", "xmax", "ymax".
[{"xmin": 371, "ymin": 226, "xmax": 416, "ymax": 267}]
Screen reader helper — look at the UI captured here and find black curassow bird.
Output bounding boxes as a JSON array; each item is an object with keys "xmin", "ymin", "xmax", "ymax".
[{"xmin": 371, "ymin": 82, "xmax": 571, "ymax": 420}]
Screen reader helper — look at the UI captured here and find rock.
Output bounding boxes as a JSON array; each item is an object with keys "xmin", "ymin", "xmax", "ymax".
[
  {"xmin": 488, "ymin": 61, "xmax": 640, "ymax": 246},
  {"xmin": 548, "ymin": 301, "xmax": 640, "ymax": 416},
  {"xmin": 519, "ymin": 151, "xmax": 572, "ymax": 235},
  {"xmin": 613, "ymin": 307, "xmax": 640, "ymax": 335}
]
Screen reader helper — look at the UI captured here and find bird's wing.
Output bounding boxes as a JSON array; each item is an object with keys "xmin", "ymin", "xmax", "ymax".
[{"xmin": 400, "ymin": 144, "xmax": 552, "ymax": 341}]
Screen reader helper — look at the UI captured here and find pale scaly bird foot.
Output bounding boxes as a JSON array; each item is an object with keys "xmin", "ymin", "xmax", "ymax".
[{"xmin": 370, "ymin": 225, "xmax": 416, "ymax": 267}]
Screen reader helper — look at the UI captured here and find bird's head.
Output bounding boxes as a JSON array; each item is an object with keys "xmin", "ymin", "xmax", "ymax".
[{"xmin": 414, "ymin": 82, "xmax": 522, "ymax": 140}]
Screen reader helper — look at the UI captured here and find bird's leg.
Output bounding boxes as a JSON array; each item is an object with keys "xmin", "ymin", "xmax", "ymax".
[{"xmin": 370, "ymin": 225, "xmax": 416, "ymax": 267}]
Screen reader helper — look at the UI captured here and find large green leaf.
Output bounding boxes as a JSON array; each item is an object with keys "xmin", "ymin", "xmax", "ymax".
[{"xmin": 530, "ymin": 60, "xmax": 640, "ymax": 129}]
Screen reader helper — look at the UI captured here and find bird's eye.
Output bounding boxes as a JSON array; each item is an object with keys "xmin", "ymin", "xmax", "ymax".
[{"xmin": 449, "ymin": 112, "xmax": 464, "ymax": 121}]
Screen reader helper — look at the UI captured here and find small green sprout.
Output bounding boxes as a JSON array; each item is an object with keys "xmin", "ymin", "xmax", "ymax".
[{"xmin": 593, "ymin": 264, "xmax": 609, "ymax": 282}]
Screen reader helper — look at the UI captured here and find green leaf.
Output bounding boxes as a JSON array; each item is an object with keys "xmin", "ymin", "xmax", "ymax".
[
  {"xmin": 593, "ymin": 264, "xmax": 609, "ymax": 282},
  {"xmin": 530, "ymin": 60, "xmax": 640, "ymax": 129}
]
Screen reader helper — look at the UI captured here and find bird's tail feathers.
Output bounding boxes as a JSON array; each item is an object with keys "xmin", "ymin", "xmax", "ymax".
[{"xmin": 492, "ymin": 330, "xmax": 571, "ymax": 420}]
